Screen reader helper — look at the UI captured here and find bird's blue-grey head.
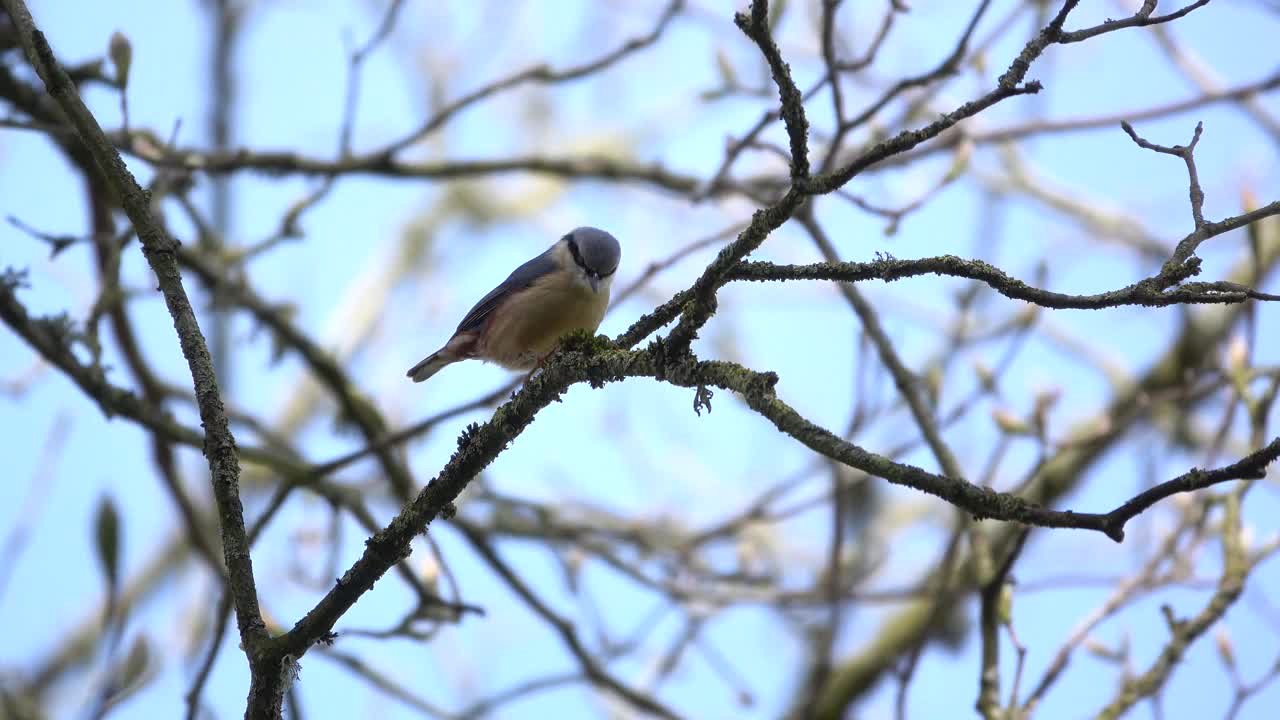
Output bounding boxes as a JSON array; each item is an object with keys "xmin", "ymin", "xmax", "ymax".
[{"xmin": 563, "ymin": 226, "xmax": 621, "ymax": 293}]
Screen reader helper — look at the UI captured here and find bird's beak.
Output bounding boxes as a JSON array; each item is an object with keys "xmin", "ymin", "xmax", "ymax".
[{"xmin": 588, "ymin": 272, "xmax": 600, "ymax": 293}]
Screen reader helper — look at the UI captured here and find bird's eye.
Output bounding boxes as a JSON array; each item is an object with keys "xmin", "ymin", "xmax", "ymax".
[{"xmin": 566, "ymin": 236, "xmax": 587, "ymax": 270}]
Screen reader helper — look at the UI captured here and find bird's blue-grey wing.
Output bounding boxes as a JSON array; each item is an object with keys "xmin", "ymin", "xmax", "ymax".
[{"xmin": 454, "ymin": 248, "xmax": 559, "ymax": 334}]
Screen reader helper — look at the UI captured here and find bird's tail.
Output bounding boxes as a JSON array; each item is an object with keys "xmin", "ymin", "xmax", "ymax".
[{"xmin": 406, "ymin": 349, "xmax": 455, "ymax": 383}]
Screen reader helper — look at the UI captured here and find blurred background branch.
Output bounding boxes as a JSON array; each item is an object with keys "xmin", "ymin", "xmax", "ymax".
[{"xmin": 2, "ymin": 0, "xmax": 1279, "ymax": 718}]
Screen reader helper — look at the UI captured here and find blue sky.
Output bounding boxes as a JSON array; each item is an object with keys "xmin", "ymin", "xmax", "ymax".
[{"xmin": 2, "ymin": 1, "xmax": 1279, "ymax": 718}]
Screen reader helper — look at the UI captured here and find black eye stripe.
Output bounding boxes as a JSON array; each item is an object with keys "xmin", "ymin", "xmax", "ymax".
[{"xmin": 566, "ymin": 236, "xmax": 588, "ymax": 270}]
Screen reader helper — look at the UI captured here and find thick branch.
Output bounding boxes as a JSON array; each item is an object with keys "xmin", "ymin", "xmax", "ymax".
[{"xmin": 270, "ymin": 339, "xmax": 1280, "ymax": 678}]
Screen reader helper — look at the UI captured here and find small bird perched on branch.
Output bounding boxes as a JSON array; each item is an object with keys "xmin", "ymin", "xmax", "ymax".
[{"xmin": 407, "ymin": 227, "xmax": 621, "ymax": 382}]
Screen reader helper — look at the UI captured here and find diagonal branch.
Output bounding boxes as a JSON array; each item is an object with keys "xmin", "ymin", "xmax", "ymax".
[
  {"xmin": 1058, "ymin": 0, "xmax": 1212, "ymax": 43},
  {"xmin": 0, "ymin": 0, "xmax": 270, "ymax": 704},
  {"xmin": 643, "ymin": 0, "xmax": 813, "ymax": 356},
  {"xmin": 1104, "ymin": 442, "xmax": 1280, "ymax": 529},
  {"xmin": 733, "ymin": 0, "xmax": 810, "ymax": 179},
  {"xmin": 269, "ymin": 337, "xmax": 1280, "ymax": 686}
]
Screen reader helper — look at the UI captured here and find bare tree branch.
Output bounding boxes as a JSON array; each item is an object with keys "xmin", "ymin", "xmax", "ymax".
[{"xmin": 0, "ymin": 0, "xmax": 269, "ymax": 709}]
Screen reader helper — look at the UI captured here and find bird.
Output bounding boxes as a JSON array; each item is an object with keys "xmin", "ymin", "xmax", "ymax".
[{"xmin": 406, "ymin": 226, "xmax": 621, "ymax": 383}]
